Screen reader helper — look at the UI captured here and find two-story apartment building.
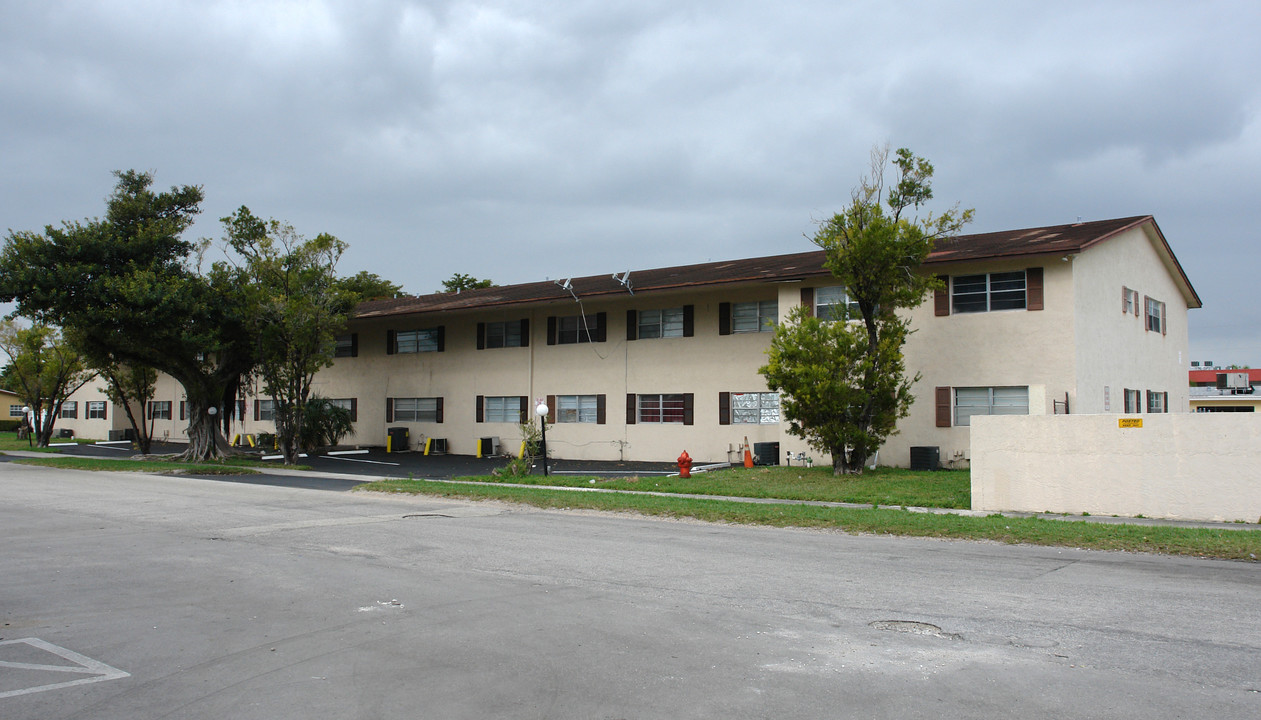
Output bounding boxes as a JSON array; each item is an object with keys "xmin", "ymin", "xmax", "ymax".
[{"xmin": 57, "ymin": 215, "xmax": 1199, "ymax": 467}]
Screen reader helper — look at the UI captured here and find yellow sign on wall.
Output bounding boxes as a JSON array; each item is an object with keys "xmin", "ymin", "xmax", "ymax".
[{"xmin": 1119, "ymin": 418, "xmax": 1143, "ymax": 429}]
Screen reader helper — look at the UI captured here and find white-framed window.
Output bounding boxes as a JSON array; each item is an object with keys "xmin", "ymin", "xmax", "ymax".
[
  {"xmin": 1122, "ymin": 287, "xmax": 1139, "ymax": 315},
  {"xmin": 1146, "ymin": 390, "xmax": 1167, "ymax": 414},
  {"xmin": 1123, "ymin": 388, "xmax": 1142, "ymax": 414},
  {"xmin": 1145, "ymin": 297, "xmax": 1165, "ymax": 333},
  {"xmin": 148, "ymin": 400, "xmax": 172, "ymax": 420},
  {"xmin": 483, "ymin": 396, "xmax": 521, "ymax": 423},
  {"xmin": 952, "ymin": 272, "xmax": 1027, "ymax": 313},
  {"xmin": 953, "ymin": 387, "xmax": 1029, "ymax": 426},
  {"xmin": 732, "ymin": 300, "xmax": 777, "ymax": 333},
  {"xmin": 638, "ymin": 394, "xmax": 687, "ymax": 424},
  {"xmin": 637, "ymin": 308, "xmax": 685, "ymax": 339},
  {"xmin": 9, "ymin": 405, "xmax": 24, "ymax": 417},
  {"xmin": 485, "ymin": 320, "xmax": 524, "ymax": 348},
  {"xmin": 61, "ymin": 401, "xmax": 78, "ymax": 419},
  {"xmin": 257, "ymin": 399, "xmax": 276, "ymax": 421},
  {"xmin": 87, "ymin": 401, "xmax": 107, "ymax": 419},
  {"xmin": 393, "ymin": 397, "xmax": 440, "ymax": 422},
  {"xmin": 395, "ymin": 329, "xmax": 441, "ymax": 353},
  {"xmin": 731, "ymin": 392, "xmax": 779, "ymax": 424},
  {"xmin": 557, "ymin": 395, "xmax": 599, "ymax": 424},
  {"xmin": 815, "ymin": 286, "xmax": 860, "ymax": 322}
]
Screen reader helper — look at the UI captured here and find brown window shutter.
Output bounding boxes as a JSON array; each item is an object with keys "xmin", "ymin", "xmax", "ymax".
[
  {"xmin": 475, "ymin": 395, "xmax": 484, "ymax": 423},
  {"xmin": 179, "ymin": 401, "xmax": 186, "ymax": 421},
  {"xmin": 146, "ymin": 402, "xmax": 153, "ymax": 420},
  {"xmin": 934, "ymin": 276, "xmax": 950, "ymax": 316},
  {"xmin": 1026, "ymin": 268, "xmax": 1043, "ymax": 311},
  {"xmin": 350, "ymin": 333, "xmax": 358, "ymax": 357},
  {"xmin": 595, "ymin": 312, "xmax": 607, "ymax": 342},
  {"xmin": 238, "ymin": 400, "xmax": 245, "ymax": 420},
  {"xmin": 102, "ymin": 403, "xmax": 106, "ymax": 420},
  {"xmin": 935, "ymin": 387, "xmax": 951, "ymax": 427},
  {"xmin": 476, "ymin": 323, "xmax": 486, "ymax": 350},
  {"xmin": 596, "ymin": 394, "xmax": 606, "ymax": 425},
  {"xmin": 386, "ymin": 330, "xmax": 396, "ymax": 355},
  {"xmin": 385, "ymin": 398, "xmax": 394, "ymax": 423},
  {"xmin": 800, "ymin": 287, "xmax": 815, "ymax": 317},
  {"xmin": 1161, "ymin": 302, "xmax": 1167, "ymax": 335},
  {"xmin": 718, "ymin": 303, "xmax": 731, "ymax": 335},
  {"xmin": 519, "ymin": 396, "xmax": 529, "ymax": 424},
  {"xmin": 683, "ymin": 305, "xmax": 694, "ymax": 337},
  {"xmin": 1143, "ymin": 295, "xmax": 1151, "ymax": 331},
  {"xmin": 349, "ymin": 398, "xmax": 357, "ymax": 422},
  {"xmin": 544, "ymin": 395, "xmax": 555, "ymax": 424},
  {"xmin": 626, "ymin": 309, "xmax": 638, "ymax": 341},
  {"xmin": 519, "ymin": 319, "xmax": 530, "ymax": 347},
  {"xmin": 718, "ymin": 392, "xmax": 731, "ymax": 425},
  {"xmin": 254, "ymin": 399, "xmax": 261, "ymax": 421},
  {"xmin": 547, "ymin": 316, "xmax": 557, "ymax": 345},
  {"xmin": 435, "ymin": 397, "xmax": 444, "ymax": 423},
  {"xmin": 436, "ymin": 326, "xmax": 445, "ymax": 352},
  {"xmin": 1122, "ymin": 286, "xmax": 1129, "ymax": 313},
  {"xmin": 626, "ymin": 394, "xmax": 637, "ymax": 425},
  {"xmin": 683, "ymin": 394, "xmax": 694, "ymax": 426}
]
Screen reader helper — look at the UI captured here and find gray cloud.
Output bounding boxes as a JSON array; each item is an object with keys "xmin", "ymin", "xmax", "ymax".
[{"xmin": 3, "ymin": 0, "xmax": 1260, "ymax": 363}]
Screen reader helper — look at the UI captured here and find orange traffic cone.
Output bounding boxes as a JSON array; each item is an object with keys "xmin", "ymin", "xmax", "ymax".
[{"xmin": 743, "ymin": 436, "xmax": 754, "ymax": 468}]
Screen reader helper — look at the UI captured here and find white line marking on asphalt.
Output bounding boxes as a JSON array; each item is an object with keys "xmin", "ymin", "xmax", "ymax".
[
  {"xmin": 0, "ymin": 638, "xmax": 130, "ymax": 699},
  {"xmin": 94, "ymin": 440, "xmax": 132, "ymax": 445},
  {"xmin": 326, "ymin": 456, "xmax": 400, "ymax": 466},
  {"xmin": 327, "ymin": 449, "xmax": 370, "ymax": 456}
]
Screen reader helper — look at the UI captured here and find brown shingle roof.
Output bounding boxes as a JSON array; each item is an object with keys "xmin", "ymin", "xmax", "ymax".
[{"xmin": 355, "ymin": 215, "xmax": 1199, "ymax": 319}]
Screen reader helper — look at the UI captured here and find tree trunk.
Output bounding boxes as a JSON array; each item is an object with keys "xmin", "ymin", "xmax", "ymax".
[{"xmin": 181, "ymin": 393, "xmax": 231, "ymax": 461}]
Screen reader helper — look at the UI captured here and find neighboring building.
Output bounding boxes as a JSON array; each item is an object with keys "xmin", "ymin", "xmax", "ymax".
[
  {"xmin": 1189, "ymin": 368, "xmax": 1261, "ymax": 413},
  {"xmin": 56, "ymin": 215, "xmax": 1200, "ymax": 468}
]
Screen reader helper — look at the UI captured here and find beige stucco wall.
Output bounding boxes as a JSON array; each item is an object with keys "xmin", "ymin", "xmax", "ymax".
[
  {"xmin": 316, "ymin": 285, "xmax": 790, "ymax": 462},
  {"xmin": 1071, "ymin": 225, "xmax": 1190, "ymax": 414},
  {"xmin": 879, "ymin": 257, "xmax": 1076, "ymax": 468},
  {"xmin": 971, "ymin": 413, "xmax": 1261, "ymax": 522}
]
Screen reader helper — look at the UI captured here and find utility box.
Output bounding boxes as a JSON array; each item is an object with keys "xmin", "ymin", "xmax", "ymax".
[
  {"xmin": 58, "ymin": 428, "xmax": 74, "ymax": 438},
  {"xmin": 753, "ymin": 441, "xmax": 780, "ymax": 466},
  {"xmin": 387, "ymin": 426, "xmax": 409, "ymax": 453},
  {"xmin": 909, "ymin": 446, "xmax": 940, "ymax": 471},
  {"xmin": 108, "ymin": 429, "xmax": 135, "ymax": 442}
]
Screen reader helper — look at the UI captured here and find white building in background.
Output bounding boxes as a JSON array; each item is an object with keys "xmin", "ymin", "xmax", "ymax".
[{"xmin": 58, "ymin": 215, "xmax": 1200, "ymax": 468}]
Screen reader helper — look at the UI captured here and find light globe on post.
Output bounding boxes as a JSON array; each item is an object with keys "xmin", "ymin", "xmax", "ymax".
[{"xmin": 535, "ymin": 400, "xmax": 549, "ymax": 477}]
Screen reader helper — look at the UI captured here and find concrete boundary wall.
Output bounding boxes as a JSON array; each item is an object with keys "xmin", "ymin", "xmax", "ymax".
[{"xmin": 970, "ymin": 414, "xmax": 1261, "ymax": 523}]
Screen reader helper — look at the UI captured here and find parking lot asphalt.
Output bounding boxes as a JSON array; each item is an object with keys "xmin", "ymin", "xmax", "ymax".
[{"xmin": 30, "ymin": 439, "xmax": 685, "ymax": 484}]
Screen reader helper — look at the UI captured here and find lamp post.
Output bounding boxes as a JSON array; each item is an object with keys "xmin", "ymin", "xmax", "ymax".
[
  {"xmin": 535, "ymin": 400, "xmax": 549, "ymax": 477},
  {"xmin": 21, "ymin": 405, "xmax": 31, "ymax": 447}
]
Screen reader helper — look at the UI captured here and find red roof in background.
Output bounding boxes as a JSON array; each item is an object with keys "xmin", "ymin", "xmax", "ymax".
[
  {"xmin": 356, "ymin": 215, "xmax": 1199, "ymax": 320},
  {"xmin": 1189, "ymin": 368, "xmax": 1261, "ymax": 383}
]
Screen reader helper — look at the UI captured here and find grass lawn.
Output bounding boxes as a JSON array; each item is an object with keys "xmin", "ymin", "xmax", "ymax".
[
  {"xmin": 12, "ymin": 455, "xmax": 260, "ymax": 475},
  {"xmin": 463, "ymin": 465, "xmax": 972, "ymax": 508},
  {"xmin": 364, "ymin": 470, "xmax": 1261, "ymax": 562},
  {"xmin": 0, "ymin": 431, "xmax": 100, "ymax": 453}
]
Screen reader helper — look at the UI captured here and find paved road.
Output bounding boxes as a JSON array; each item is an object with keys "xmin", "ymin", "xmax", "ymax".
[{"xmin": 2, "ymin": 462, "xmax": 1259, "ymax": 719}]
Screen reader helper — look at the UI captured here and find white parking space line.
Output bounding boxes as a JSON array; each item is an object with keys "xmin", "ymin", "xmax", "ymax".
[{"xmin": 0, "ymin": 638, "xmax": 130, "ymax": 699}]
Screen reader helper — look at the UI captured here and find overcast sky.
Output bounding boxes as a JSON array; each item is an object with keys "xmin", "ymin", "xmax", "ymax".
[{"xmin": 2, "ymin": 1, "xmax": 1259, "ymax": 366}]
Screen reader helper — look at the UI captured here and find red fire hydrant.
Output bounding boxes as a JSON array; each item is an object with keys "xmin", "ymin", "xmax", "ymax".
[{"xmin": 677, "ymin": 450, "xmax": 693, "ymax": 479}]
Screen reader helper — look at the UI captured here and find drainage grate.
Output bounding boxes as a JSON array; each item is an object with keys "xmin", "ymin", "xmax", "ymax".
[{"xmin": 869, "ymin": 620, "xmax": 961, "ymax": 640}]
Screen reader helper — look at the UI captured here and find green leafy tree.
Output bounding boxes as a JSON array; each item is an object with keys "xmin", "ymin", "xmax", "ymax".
[
  {"xmin": 222, "ymin": 207, "xmax": 356, "ymax": 464},
  {"xmin": 339, "ymin": 270, "xmax": 405, "ymax": 301},
  {"xmin": 0, "ymin": 321, "xmax": 96, "ymax": 447},
  {"xmin": 95, "ymin": 359, "xmax": 158, "ymax": 453},
  {"xmin": 441, "ymin": 273, "xmax": 494, "ymax": 293},
  {"xmin": 0, "ymin": 170, "xmax": 258, "ymax": 460},
  {"xmin": 761, "ymin": 147, "xmax": 972, "ymax": 474}
]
